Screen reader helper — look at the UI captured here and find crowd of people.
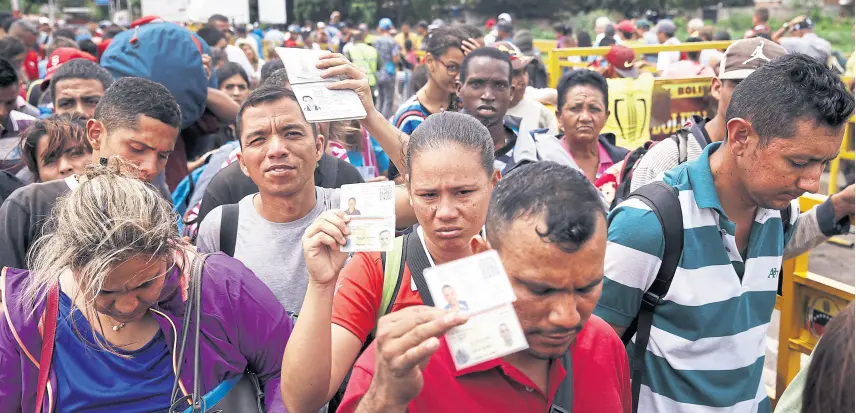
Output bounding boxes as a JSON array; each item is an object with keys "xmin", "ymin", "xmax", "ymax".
[{"xmin": 0, "ymin": 7, "xmax": 853, "ymax": 413}]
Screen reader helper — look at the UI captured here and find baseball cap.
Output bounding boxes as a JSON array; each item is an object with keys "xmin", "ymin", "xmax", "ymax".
[
  {"xmin": 718, "ymin": 37, "xmax": 787, "ymax": 80},
  {"xmin": 616, "ymin": 20, "xmax": 635, "ymax": 34},
  {"xmin": 605, "ymin": 45, "xmax": 639, "ymax": 78},
  {"xmin": 379, "ymin": 18, "xmax": 393, "ymax": 30},
  {"xmin": 41, "ymin": 48, "xmax": 98, "ymax": 90},
  {"xmin": 492, "ymin": 41, "xmax": 534, "ymax": 71},
  {"xmin": 496, "ymin": 20, "xmax": 514, "ymax": 33},
  {"xmin": 635, "ymin": 19, "xmax": 651, "ymax": 29},
  {"xmin": 792, "ymin": 17, "xmax": 813, "ymax": 31},
  {"xmin": 38, "ymin": 16, "xmax": 50, "ymax": 25},
  {"xmin": 485, "ymin": 18, "xmax": 497, "ymax": 29},
  {"xmin": 498, "ymin": 13, "xmax": 512, "ymax": 23},
  {"xmin": 655, "ymin": 19, "xmax": 676, "ymax": 34}
]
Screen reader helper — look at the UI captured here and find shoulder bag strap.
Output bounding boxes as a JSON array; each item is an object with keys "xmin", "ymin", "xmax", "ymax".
[
  {"xmin": 35, "ymin": 283, "xmax": 59, "ymax": 413},
  {"xmin": 404, "ymin": 232, "xmax": 434, "ymax": 307},
  {"xmin": 621, "ymin": 181, "xmax": 683, "ymax": 413},
  {"xmin": 220, "ymin": 204, "xmax": 239, "ymax": 257},
  {"xmin": 550, "ymin": 350, "xmax": 574, "ymax": 413},
  {"xmin": 169, "ymin": 253, "xmax": 211, "ymax": 413},
  {"xmin": 378, "ymin": 236, "xmax": 406, "ymax": 322}
]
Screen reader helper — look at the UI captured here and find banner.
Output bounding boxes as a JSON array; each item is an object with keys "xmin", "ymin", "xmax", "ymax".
[
  {"xmin": 602, "ymin": 76, "xmax": 714, "ymax": 150},
  {"xmin": 601, "ymin": 76, "xmax": 655, "ymax": 150}
]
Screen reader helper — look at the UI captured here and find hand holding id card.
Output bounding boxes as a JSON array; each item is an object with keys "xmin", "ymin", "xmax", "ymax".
[
  {"xmin": 276, "ymin": 47, "xmax": 367, "ymax": 123},
  {"xmin": 423, "ymin": 251, "xmax": 529, "ymax": 370},
  {"xmin": 339, "ymin": 181, "xmax": 396, "ymax": 252}
]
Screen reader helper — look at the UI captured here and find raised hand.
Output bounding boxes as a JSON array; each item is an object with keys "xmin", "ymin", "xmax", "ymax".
[{"xmin": 302, "ymin": 210, "xmax": 351, "ymax": 286}]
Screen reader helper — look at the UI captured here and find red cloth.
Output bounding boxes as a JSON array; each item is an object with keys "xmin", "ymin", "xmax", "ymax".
[
  {"xmin": 331, "ymin": 252, "xmax": 425, "ymax": 342},
  {"xmin": 338, "ymin": 315, "xmax": 631, "ymax": 413},
  {"xmin": 22, "ymin": 49, "xmax": 39, "ymax": 83}
]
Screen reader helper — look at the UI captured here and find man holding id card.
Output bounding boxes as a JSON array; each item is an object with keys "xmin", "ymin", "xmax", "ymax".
[{"xmin": 335, "ymin": 162, "xmax": 631, "ymax": 413}]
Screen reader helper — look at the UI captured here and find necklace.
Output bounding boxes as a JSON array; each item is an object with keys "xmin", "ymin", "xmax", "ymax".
[{"xmin": 111, "ymin": 323, "xmax": 126, "ymax": 332}]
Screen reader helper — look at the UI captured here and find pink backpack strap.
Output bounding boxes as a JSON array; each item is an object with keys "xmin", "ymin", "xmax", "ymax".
[{"xmin": 35, "ymin": 283, "xmax": 59, "ymax": 413}]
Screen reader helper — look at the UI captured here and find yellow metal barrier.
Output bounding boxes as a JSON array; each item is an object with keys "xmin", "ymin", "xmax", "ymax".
[
  {"xmin": 775, "ymin": 193, "xmax": 855, "ymax": 403},
  {"xmin": 547, "ymin": 41, "xmax": 735, "ymax": 88},
  {"xmin": 827, "ymin": 76, "xmax": 854, "ymax": 196}
]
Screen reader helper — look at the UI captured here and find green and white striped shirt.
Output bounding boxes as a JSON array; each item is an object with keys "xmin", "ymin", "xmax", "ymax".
[{"xmin": 595, "ymin": 142, "xmax": 798, "ymax": 412}]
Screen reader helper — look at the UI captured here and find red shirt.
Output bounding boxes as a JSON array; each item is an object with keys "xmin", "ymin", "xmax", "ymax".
[
  {"xmin": 331, "ymin": 251, "xmax": 424, "ymax": 342},
  {"xmin": 338, "ymin": 315, "xmax": 632, "ymax": 413}
]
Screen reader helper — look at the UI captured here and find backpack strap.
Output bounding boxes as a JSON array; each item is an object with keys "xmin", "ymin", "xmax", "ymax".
[
  {"xmin": 376, "ymin": 236, "xmax": 406, "ymax": 330},
  {"xmin": 318, "ymin": 155, "xmax": 339, "ymax": 188},
  {"xmin": 35, "ymin": 283, "xmax": 59, "ymax": 413},
  {"xmin": 219, "ymin": 204, "xmax": 240, "ymax": 257},
  {"xmin": 550, "ymin": 350, "xmax": 574, "ymax": 413},
  {"xmin": 619, "ymin": 181, "xmax": 684, "ymax": 413},
  {"xmin": 673, "ymin": 130, "xmax": 689, "ymax": 165},
  {"xmin": 405, "ymin": 230, "xmax": 435, "ymax": 306}
]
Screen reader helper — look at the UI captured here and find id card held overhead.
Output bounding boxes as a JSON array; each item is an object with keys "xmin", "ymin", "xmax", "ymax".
[
  {"xmin": 275, "ymin": 47, "xmax": 367, "ymax": 123},
  {"xmin": 423, "ymin": 251, "xmax": 530, "ymax": 370},
  {"xmin": 339, "ymin": 181, "xmax": 396, "ymax": 253}
]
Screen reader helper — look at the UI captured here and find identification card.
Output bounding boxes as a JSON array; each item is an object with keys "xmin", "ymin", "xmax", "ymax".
[
  {"xmin": 423, "ymin": 250, "xmax": 529, "ymax": 370},
  {"xmin": 339, "ymin": 181, "xmax": 395, "ymax": 252}
]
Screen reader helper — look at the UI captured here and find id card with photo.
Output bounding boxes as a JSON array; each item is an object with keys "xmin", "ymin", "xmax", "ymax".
[
  {"xmin": 339, "ymin": 181, "xmax": 395, "ymax": 252},
  {"xmin": 423, "ymin": 250, "xmax": 516, "ymax": 315},
  {"xmin": 445, "ymin": 303, "xmax": 530, "ymax": 370}
]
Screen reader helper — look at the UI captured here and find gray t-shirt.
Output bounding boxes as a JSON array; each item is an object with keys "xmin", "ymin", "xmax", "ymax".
[{"xmin": 196, "ymin": 187, "xmax": 340, "ymax": 314}]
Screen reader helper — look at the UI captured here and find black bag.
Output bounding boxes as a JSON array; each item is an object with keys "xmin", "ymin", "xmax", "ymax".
[
  {"xmin": 618, "ymin": 182, "xmax": 684, "ymax": 413},
  {"xmin": 169, "ymin": 253, "xmax": 265, "ymax": 412}
]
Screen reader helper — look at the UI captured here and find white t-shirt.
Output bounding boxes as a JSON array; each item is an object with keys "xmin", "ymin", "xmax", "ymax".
[{"xmin": 656, "ymin": 37, "xmax": 681, "ymax": 72}]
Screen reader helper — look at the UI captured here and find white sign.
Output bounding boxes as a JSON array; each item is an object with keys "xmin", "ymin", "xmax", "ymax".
[{"xmin": 258, "ymin": 0, "xmax": 287, "ymax": 24}]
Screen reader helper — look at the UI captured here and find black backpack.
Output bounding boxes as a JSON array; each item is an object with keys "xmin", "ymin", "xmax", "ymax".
[
  {"xmin": 611, "ymin": 131, "xmax": 688, "ymax": 210},
  {"xmin": 618, "ymin": 181, "xmax": 793, "ymax": 413},
  {"xmin": 618, "ymin": 181, "xmax": 685, "ymax": 413}
]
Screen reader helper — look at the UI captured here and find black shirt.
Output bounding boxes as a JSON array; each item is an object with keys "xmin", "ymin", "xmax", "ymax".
[
  {"xmin": 0, "ymin": 171, "xmax": 23, "ymax": 205},
  {"xmin": 0, "ymin": 179, "xmax": 71, "ymax": 269},
  {"xmin": 197, "ymin": 153, "xmax": 364, "ymax": 224}
]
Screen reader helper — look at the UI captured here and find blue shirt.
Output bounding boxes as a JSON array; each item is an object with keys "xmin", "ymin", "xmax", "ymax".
[
  {"xmin": 594, "ymin": 142, "xmax": 798, "ymax": 412},
  {"xmin": 55, "ymin": 290, "xmax": 175, "ymax": 412}
]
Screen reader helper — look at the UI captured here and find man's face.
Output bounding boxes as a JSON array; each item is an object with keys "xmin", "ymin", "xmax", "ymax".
[
  {"xmin": 10, "ymin": 27, "xmax": 37, "ymax": 48},
  {"xmin": 491, "ymin": 214, "xmax": 606, "ymax": 360},
  {"xmin": 348, "ymin": 198, "xmax": 356, "ymax": 209},
  {"xmin": 0, "ymin": 83, "xmax": 19, "ymax": 125},
  {"xmin": 214, "ymin": 20, "xmax": 231, "ymax": 39},
  {"xmin": 54, "ymin": 78, "xmax": 105, "ymax": 119},
  {"xmin": 238, "ymin": 98, "xmax": 323, "ymax": 198},
  {"xmin": 380, "ymin": 231, "xmax": 391, "ymax": 248},
  {"xmin": 417, "ymin": 26, "xmax": 428, "ymax": 36},
  {"xmin": 729, "ymin": 118, "xmax": 843, "ymax": 210},
  {"xmin": 442, "ymin": 286, "xmax": 458, "ymax": 305},
  {"xmin": 401, "ymin": 24, "xmax": 410, "ymax": 34},
  {"xmin": 86, "ymin": 115, "xmax": 179, "ymax": 182},
  {"xmin": 656, "ymin": 31, "xmax": 668, "ymax": 43},
  {"xmin": 510, "ymin": 68, "xmax": 528, "ymax": 106},
  {"xmin": 499, "ymin": 323, "xmax": 513, "ymax": 345},
  {"xmin": 457, "ymin": 56, "xmax": 512, "ymax": 128},
  {"xmin": 303, "ymin": 96, "xmax": 312, "ymax": 105}
]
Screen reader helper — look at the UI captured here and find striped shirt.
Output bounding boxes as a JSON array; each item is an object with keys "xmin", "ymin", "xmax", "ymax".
[
  {"xmin": 594, "ymin": 142, "xmax": 798, "ymax": 413},
  {"xmin": 392, "ymin": 95, "xmax": 433, "ymax": 135}
]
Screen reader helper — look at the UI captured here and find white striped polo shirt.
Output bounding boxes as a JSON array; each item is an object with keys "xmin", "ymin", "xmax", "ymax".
[{"xmin": 594, "ymin": 142, "xmax": 799, "ymax": 412}]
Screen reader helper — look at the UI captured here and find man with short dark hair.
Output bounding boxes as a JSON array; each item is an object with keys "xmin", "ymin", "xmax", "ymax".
[
  {"xmin": 207, "ymin": 14, "xmax": 231, "ymax": 38},
  {"xmin": 338, "ymin": 162, "xmax": 631, "ymax": 412},
  {"xmin": 597, "ymin": 54, "xmax": 854, "ymax": 413},
  {"xmin": 458, "ymin": 47, "xmax": 575, "ymax": 174},
  {"xmin": 0, "ymin": 58, "xmax": 35, "ymax": 173},
  {"xmin": 261, "ymin": 59, "xmax": 285, "ymax": 85},
  {"xmin": 0, "ymin": 77, "xmax": 182, "ymax": 269},
  {"xmin": 8, "ymin": 19, "xmax": 39, "ymax": 82},
  {"xmin": 47, "ymin": 53, "xmax": 112, "ymax": 118}
]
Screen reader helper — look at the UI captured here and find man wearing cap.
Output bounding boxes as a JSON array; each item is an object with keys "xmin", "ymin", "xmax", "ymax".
[
  {"xmin": 495, "ymin": 42, "xmax": 559, "ymax": 135},
  {"xmin": 48, "ymin": 52, "xmax": 113, "ymax": 119},
  {"xmin": 772, "ymin": 15, "xmax": 832, "ymax": 63},
  {"xmin": 654, "ymin": 19, "xmax": 680, "ymax": 73},
  {"xmin": 373, "ymin": 18, "xmax": 400, "ymax": 118},
  {"xmin": 615, "ymin": 20, "xmax": 640, "ymax": 45},
  {"xmin": 630, "ymin": 38, "xmax": 787, "ymax": 192},
  {"xmin": 485, "ymin": 13, "xmax": 512, "ymax": 46},
  {"xmin": 596, "ymin": 45, "xmax": 645, "ymax": 79}
]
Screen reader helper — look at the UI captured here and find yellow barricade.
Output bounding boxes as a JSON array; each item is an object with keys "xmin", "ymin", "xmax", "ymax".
[
  {"xmin": 547, "ymin": 41, "xmax": 735, "ymax": 88},
  {"xmin": 774, "ymin": 193, "xmax": 855, "ymax": 404}
]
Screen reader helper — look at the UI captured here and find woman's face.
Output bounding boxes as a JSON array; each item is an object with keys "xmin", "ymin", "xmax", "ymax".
[
  {"xmin": 220, "ymin": 74, "xmax": 250, "ymax": 105},
  {"xmin": 559, "ymin": 85, "xmax": 609, "ymax": 146},
  {"xmin": 35, "ymin": 134, "xmax": 91, "ymax": 182},
  {"xmin": 241, "ymin": 44, "xmax": 255, "ymax": 61},
  {"xmin": 90, "ymin": 254, "xmax": 169, "ymax": 324},
  {"xmin": 408, "ymin": 144, "xmax": 499, "ymax": 256},
  {"xmin": 427, "ymin": 47, "xmax": 465, "ymax": 95}
]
